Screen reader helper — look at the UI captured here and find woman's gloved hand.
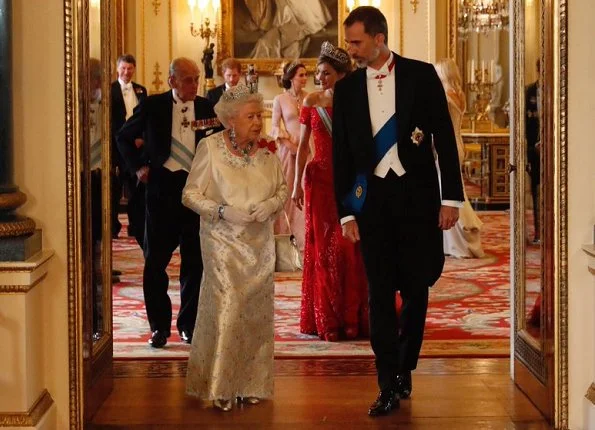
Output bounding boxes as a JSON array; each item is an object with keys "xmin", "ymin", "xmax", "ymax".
[
  {"xmin": 222, "ymin": 206, "xmax": 255, "ymax": 225},
  {"xmin": 252, "ymin": 200, "xmax": 277, "ymax": 222}
]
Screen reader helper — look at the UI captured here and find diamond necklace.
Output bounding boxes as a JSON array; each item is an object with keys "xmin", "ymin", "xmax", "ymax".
[{"xmin": 229, "ymin": 129, "xmax": 253, "ymax": 162}]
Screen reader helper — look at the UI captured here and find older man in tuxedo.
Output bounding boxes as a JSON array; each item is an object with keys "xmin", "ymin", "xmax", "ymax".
[
  {"xmin": 206, "ymin": 57, "xmax": 242, "ymax": 104},
  {"xmin": 332, "ymin": 7, "xmax": 464, "ymax": 416},
  {"xmin": 117, "ymin": 57, "xmax": 221, "ymax": 348},
  {"xmin": 111, "ymin": 54, "xmax": 147, "ymax": 247}
]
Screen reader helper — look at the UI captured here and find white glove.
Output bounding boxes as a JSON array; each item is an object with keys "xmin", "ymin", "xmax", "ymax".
[
  {"xmin": 252, "ymin": 199, "xmax": 277, "ymax": 222},
  {"xmin": 222, "ymin": 206, "xmax": 255, "ymax": 225}
]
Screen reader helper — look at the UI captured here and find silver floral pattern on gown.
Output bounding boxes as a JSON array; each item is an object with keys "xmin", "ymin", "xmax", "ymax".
[{"xmin": 182, "ymin": 131, "xmax": 287, "ymax": 401}]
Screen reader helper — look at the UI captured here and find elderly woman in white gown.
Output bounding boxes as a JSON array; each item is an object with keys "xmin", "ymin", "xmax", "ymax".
[{"xmin": 182, "ymin": 85, "xmax": 287, "ymax": 411}]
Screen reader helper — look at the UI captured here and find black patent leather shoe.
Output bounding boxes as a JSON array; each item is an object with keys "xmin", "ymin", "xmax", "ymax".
[
  {"xmin": 396, "ymin": 371, "xmax": 412, "ymax": 399},
  {"xmin": 148, "ymin": 330, "xmax": 168, "ymax": 348},
  {"xmin": 368, "ymin": 389, "xmax": 399, "ymax": 416},
  {"xmin": 179, "ymin": 330, "xmax": 193, "ymax": 344}
]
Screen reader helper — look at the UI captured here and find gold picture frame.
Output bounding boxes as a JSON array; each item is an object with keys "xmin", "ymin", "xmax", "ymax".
[{"xmin": 218, "ymin": 0, "xmax": 346, "ymax": 74}]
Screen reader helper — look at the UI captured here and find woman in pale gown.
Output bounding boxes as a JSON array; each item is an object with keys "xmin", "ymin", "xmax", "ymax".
[
  {"xmin": 182, "ymin": 85, "xmax": 287, "ymax": 411},
  {"xmin": 271, "ymin": 62, "xmax": 308, "ymax": 252},
  {"xmin": 245, "ymin": 0, "xmax": 332, "ymax": 58},
  {"xmin": 435, "ymin": 59, "xmax": 485, "ymax": 258}
]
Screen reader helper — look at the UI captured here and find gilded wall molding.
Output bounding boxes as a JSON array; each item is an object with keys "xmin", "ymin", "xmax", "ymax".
[
  {"xmin": 64, "ymin": 0, "xmax": 85, "ymax": 427},
  {"xmin": 446, "ymin": 0, "xmax": 457, "ymax": 61},
  {"xmin": 0, "ymin": 273, "xmax": 47, "ymax": 293},
  {"xmin": 399, "ymin": 0, "xmax": 404, "ymax": 55},
  {"xmin": 587, "ymin": 383, "xmax": 595, "ymax": 406},
  {"xmin": 0, "ymin": 390, "xmax": 53, "ymax": 427},
  {"xmin": 152, "ymin": 61, "xmax": 164, "ymax": 93},
  {"xmin": 556, "ymin": 0, "xmax": 569, "ymax": 427},
  {"xmin": 410, "ymin": 0, "xmax": 419, "ymax": 13},
  {"xmin": 151, "ymin": 0, "xmax": 161, "ymax": 16}
]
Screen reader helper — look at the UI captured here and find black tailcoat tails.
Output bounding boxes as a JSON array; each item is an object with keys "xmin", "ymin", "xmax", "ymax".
[
  {"xmin": 117, "ymin": 90, "xmax": 222, "ymax": 338},
  {"xmin": 206, "ymin": 84, "xmax": 225, "ymax": 105},
  {"xmin": 332, "ymin": 54, "xmax": 464, "ymax": 391}
]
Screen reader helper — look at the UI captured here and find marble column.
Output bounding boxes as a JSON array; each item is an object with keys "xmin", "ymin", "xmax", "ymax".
[
  {"xmin": 0, "ymin": 0, "xmax": 35, "ymax": 241},
  {"xmin": 0, "ymin": 0, "xmax": 39, "ymax": 261}
]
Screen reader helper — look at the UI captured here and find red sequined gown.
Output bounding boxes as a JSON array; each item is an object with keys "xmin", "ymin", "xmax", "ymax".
[{"xmin": 299, "ymin": 106, "xmax": 369, "ymax": 340}]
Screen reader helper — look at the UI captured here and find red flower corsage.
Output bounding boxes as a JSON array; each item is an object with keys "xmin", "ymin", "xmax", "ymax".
[{"xmin": 258, "ymin": 138, "xmax": 277, "ymax": 153}]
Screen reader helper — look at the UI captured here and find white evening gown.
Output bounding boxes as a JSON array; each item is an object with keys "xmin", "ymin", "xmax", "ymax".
[
  {"xmin": 182, "ymin": 132, "xmax": 287, "ymax": 400},
  {"xmin": 443, "ymin": 97, "xmax": 485, "ymax": 258}
]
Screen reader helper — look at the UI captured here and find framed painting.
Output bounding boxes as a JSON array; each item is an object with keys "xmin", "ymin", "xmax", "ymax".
[{"xmin": 218, "ymin": 0, "xmax": 346, "ymax": 74}]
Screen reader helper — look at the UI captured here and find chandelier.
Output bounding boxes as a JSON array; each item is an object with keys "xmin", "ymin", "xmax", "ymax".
[{"xmin": 458, "ymin": 0, "xmax": 509, "ymax": 34}]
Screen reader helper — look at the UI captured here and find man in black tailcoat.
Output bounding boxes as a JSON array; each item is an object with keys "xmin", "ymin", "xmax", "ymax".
[
  {"xmin": 117, "ymin": 57, "xmax": 222, "ymax": 348},
  {"xmin": 332, "ymin": 7, "xmax": 464, "ymax": 416},
  {"xmin": 111, "ymin": 54, "xmax": 147, "ymax": 247}
]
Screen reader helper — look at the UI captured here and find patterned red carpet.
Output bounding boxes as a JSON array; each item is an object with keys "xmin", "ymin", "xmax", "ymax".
[{"xmin": 112, "ymin": 211, "xmax": 539, "ymax": 358}]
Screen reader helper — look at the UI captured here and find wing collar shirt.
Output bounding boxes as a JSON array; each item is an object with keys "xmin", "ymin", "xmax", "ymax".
[
  {"xmin": 367, "ymin": 53, "xmax": 461, "ymax": 209},
  {"xmin": 118, "ymin": 78, "xmax": 138, "ymax": 120},
  {"xmin": 163, "ymin": 90, "xmax": 196, "ymax": 173},
  {"xmin": 367, "ymin": 52, "xmax": 406, "ymax": 179}
]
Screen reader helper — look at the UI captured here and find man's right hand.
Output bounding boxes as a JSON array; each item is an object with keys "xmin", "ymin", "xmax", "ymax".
[
  {"xmin": 341, "ymin": 220, "xmax": 360, "ymax": 243},
  {"xmin": 136, "ymin": 166, "xmax": 149, "ymax": 183}
]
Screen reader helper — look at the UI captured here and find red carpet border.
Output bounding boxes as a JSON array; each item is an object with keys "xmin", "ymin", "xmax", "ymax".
[{"xmin": 112, "ymin": 211, "xmax": 539, "ymax": 358}]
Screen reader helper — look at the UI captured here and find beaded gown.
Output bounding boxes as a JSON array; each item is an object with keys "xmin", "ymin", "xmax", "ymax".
[
  {"xmin": 298, "ymin": 105, "xmax": 369, "ymax": 340},
  {"xmin": 182, "ymin": 132, "xmax": 287, "ymax": 401}
]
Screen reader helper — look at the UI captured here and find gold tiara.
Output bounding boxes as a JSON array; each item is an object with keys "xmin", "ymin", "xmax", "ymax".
[
  {"xmin": 220, "ymin": 84, "xmax": 252, "ymax": 102},
  {"xmin": 320, "ymin": 41, "xmax": 350, "ymax": 65}
]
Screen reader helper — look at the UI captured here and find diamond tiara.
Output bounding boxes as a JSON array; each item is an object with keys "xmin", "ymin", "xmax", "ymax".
[
  {"xmin": 284, "ymin": 60, "xmax": 300, "ymax": 76},
  {"xmin": 320, "ymin": 41, "xmax": 350, "ymax": 65},
  {"xmin": 220, "ymin": 84, "xmax": 252, "ymax": 102}
]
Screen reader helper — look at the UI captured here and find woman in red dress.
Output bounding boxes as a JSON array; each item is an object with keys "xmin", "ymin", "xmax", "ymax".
[{"xmin": 292, "ymin": 42, "xmax": 369, "ymax": 341}]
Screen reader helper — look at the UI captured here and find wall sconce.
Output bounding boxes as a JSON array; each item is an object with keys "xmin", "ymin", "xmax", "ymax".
[
  {"xmin": 346, "ymin": 0, "xmax": 381, "ymax": 12},
  {"xmin": 188, "ymin": 0, "xmax": 220, "ymax": 94}
]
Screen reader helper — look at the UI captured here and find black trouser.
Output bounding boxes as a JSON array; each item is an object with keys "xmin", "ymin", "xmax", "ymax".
[
  {"xmin": 357, "ymin": 171, "xmax": 442, "ymax": 391},
  {"xmin": 91, "ymin": 170, "xmax": 104, "ymax": 335},
  {"xmin": 122, "ymin": 171, "xmax": 146, "ymax": 248},
  {"xmin": 111, "ymin": 168, "xmax": 123, "ymax": 239},
  {"xmin": 143, "ymin": 167, "xmax": 202, "ymax": 336},
  {"xmin": 529, "ymin": 160, "xmax": 540, "ymax": 239}
]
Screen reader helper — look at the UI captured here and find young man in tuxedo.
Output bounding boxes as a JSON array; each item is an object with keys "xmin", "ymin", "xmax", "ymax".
[
  {"xmin": 332, "ymin": 7, "xmax": 464, "ymax": 416},
  {"xmin": 206, "ymin": 57, "xmax": 241, "ymax": 104},
  {"xmin": 117, "ymin": 57, "xmax": 222, "ymax": 348},
  {"xmin": 111, "ymin": 54, "xmax": 147, "ymax": 248}
]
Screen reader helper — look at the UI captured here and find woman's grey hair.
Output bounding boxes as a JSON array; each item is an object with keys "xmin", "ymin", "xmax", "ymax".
[{"xmin": 214, "ymin": 85, "xmax": 264, "ymax": 128}]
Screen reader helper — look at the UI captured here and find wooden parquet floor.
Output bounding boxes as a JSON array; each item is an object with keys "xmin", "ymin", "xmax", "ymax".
[{"xmin": 90, "ymin": 358, "xmax": 551, "ymax": 429}]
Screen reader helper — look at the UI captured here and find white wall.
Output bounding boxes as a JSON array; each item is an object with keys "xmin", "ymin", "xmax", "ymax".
[
  {"xmin": 567, "ymin": 0, "xmax": 595, "ymax": 428},
  {"xmin": 12, "ymin": 1, "xmax": 70, "ymax": 428}
]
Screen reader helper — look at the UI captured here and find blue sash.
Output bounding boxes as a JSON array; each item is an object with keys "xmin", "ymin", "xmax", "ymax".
[
  {"xmin": 342, "ymin": 115, "xmax": 398, "ymax": 214},
  {"xmin": 316, "ymin": 107, "xmax": 332, "ymax": 136}
]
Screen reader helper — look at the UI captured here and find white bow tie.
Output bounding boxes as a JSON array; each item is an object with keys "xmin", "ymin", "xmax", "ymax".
[
  {"xmin": 121, "ymin": 83, "xmax": 132, "ymax": 92},
  {"xmin": 366, "ymin": 67, "xmax": 389, "ymax": 80}
]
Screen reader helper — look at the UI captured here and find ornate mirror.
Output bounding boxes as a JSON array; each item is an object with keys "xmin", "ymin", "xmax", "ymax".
[
  {"xmin": 66, "ymin": 0, "xmax": 114, "ymax": 425},
  {"xmin": 511, "ymin": 0, "xmax": 568, "ymax": 426},
  {"xmin": 448, "ymin": 0, "xmax": 568, "ymax": 426},
  {"xmin": 448, "ymin": 0, "xmax": 510, "ymax": 209}
]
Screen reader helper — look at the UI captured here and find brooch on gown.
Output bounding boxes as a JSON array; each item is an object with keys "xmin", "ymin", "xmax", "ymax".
[
  {"xmin": 411, "ymin": 127, "xmax": 424, "ymax": 146},
  {"xmin": 258, "ymin": 138, "xmax": 277, "ymax": 153}
]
